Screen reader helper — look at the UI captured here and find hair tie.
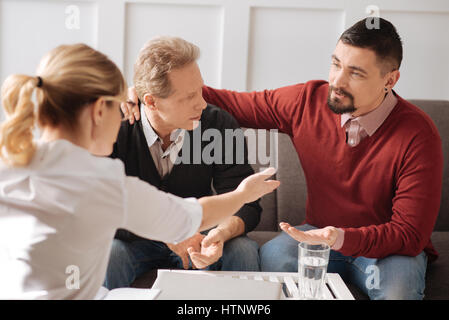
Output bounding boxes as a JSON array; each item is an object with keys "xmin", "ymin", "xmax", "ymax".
[{"xmin": 36, "ymin": 76, "xmax": 43, "ymax": 88}]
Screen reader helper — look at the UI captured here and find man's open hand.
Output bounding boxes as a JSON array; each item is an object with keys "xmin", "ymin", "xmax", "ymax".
[{"xmin": 279, "ymin": 222, "xmax": 338, "ymax": 247}]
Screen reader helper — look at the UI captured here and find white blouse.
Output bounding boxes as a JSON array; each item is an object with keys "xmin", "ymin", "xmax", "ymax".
[{"xmin": 0, "ymin": 140, "xmax": 202, "ymax": 299}]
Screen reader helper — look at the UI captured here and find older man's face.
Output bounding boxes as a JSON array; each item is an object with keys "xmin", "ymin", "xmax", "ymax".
[{"xmin": 152, "ymin": 62, "xmax": 207, "ymax": 132}]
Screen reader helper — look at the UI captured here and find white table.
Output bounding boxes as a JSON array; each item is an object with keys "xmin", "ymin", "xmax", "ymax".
[{"xmin": 154, "ymin": 269, "xmax": 355, "ymax": 300}]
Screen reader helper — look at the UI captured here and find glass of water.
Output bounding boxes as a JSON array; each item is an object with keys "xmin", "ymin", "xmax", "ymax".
[{"xmin": 298, "ymin": 242, "xmax": 330, "ymax": 300}]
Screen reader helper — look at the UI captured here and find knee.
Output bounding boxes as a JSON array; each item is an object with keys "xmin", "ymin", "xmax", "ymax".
[
  {"xmin": 369, "ymin": 278, "xmax": 425, "ymax": 300},
  {"xmin": 104, "ymin": 240, "xmax": 135, "ymax": 289},
  {"xmin": 371, "ymin": 272, "xmax": 426, "ymax": 300},
  {"xmin": 108, "ymin": 239, "xmax": 132, "ymax": 267},
  {"xmin": 363, "ymin": 254, "xmax": 427, "ymax": 300},
  {"xmin": 224, "ymin": 237, "xmax": 258, "ymax": 256},
  {"xmin": 378, "ymin": 287, "xmax": 425, "ymax": 300},
  {"xmin": 260, "ymin": 233, "xmax": 299, "ymax": 272},
  {"xmin": 221, "ymin": 237, "xmax": 260, "ymax": 271}
]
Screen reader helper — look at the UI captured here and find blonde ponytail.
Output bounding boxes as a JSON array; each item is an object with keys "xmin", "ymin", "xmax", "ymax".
[
  {"xmin": 0, "ymin": 75, "xmax": 39, "ymax": 167},
  {"xmin": 0, "ymin": 43, "xmax": 127, "ymax": 167}
]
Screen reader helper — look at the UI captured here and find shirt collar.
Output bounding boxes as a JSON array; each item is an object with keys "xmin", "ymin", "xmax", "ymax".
[
  {"xmin": 340, "ymin": 90, "xmax": 398, "ymax": 136},
  {"xmin": 140, "ymin": 104, "xmax": 185, "ymax": 148}
]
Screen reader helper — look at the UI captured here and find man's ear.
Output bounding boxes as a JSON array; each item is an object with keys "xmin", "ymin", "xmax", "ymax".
[
  {"xmin": 91, "ymin": 98, "xmax": 106, "ymax": 126},
  {"xmin": 384, "ymin": 70, "xmax": 400, "ymax": 91},
  {"xmin": 143, "ymin": 93, "xmax": 157, "ymax": 110}
]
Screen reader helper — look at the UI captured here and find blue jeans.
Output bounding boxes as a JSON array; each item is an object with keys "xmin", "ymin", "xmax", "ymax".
[
  {"xmin": 104, "ymin": 236, "xmax": 260, "ymax": 289},
  {"xmin": 259, "ymin": 224, "xmax": 428, "ymax": 300}
]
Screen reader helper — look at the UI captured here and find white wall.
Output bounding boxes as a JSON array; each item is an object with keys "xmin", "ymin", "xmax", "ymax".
[{"xmin": 1, "ymin": 0, "xmax": 449, "ymax": 122}]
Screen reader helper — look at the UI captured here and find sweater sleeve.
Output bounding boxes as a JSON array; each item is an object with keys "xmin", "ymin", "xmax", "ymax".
[
  {"xmin": 338, "ymin": 132, "xmax": 443, "ymax": 259},
  {"xmin": 202, "ymin": 84, "xmax": 306, "ymax": 137}
]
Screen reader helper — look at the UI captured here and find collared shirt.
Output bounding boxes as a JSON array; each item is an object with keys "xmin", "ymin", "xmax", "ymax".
[
  {"xmin": 140, "ymin": 105, "xmax": 186, "ymax": 178},
  {"xmin": 341, "ymin": 91, "xmax": 398, "ymax": 147}
]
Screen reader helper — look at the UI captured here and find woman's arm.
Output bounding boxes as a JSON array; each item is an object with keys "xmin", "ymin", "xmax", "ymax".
[
  {"xmin": 123, "ymin": 168, "xmax": 279, "ymax": 244},
  {"xmin": 198, "ymin": 167, "xmax": 278, "ymax": 231}
]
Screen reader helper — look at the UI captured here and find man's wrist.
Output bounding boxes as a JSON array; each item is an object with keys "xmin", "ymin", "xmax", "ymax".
[
  {"xmin": 212, "ymin": 227, "xmax": 230, "ymax": 242},
  {"xmin": 215, "ymin": 216, "xmax": 245, "ymax": 242},
  {"xmin": 232, "ymin": 189, "xmax": 248, "ymax": 208},
  {"xmin": 330, "ymin": 228, "xmax": 345, "ymax": 251}
]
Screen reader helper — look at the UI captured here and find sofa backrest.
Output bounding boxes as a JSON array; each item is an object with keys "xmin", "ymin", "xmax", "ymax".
[
  {"xmin": 410, "ymin": 100, "xmax": 449, "ymax": 231},
  {"xmin": 252, "ymin": 99, "xmax": 449, "ymax": 232},
  {"xmin": 251, "ymin": 132, "xmax": 307, "ymax": 232}
]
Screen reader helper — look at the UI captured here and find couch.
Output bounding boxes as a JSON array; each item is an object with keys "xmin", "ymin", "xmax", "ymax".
[{"xmin": 132, "ymin": 99, "xmax": 449, "ymax": 300}]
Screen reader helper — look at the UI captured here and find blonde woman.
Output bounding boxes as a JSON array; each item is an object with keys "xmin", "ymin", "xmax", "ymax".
[{"xmin": 0, "ymin": 43, "xmax": 279, "ymax": 299}]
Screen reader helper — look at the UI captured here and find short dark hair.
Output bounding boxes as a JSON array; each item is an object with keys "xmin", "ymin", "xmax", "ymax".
[{"xmin": 339, "ymin": 17, "xmax": 403, "ymax": 74}]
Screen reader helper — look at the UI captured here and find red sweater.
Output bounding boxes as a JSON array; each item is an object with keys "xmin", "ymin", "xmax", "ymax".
[{"xmin": 203, "ymin": 80, "xmax": 443, "ymax": 262}]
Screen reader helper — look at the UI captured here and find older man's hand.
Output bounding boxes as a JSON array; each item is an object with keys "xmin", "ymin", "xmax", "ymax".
[
  {"xmin": 166, "ymin": 233, "xmax": 205, "ymax": 269},
  {"xmin": 187, "ymin": 228, "xmax": 226, "ymax": 269}
]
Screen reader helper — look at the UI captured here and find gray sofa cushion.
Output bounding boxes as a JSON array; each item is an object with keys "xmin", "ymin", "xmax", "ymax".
[
  {"xmin": 249, "ymin": 131, "xmax": 308, "ymax": 231},
  {"xmin": 246, "ymin": 129, "xmax": 278, "ymax": 232},
  {"xmin": 276, "ymin": 133, "xmax": 307, "ymax": 227},
  {"xmin": 409, "ymin": 100, "xmax": 449, "ymax": 231},
  {"xmin": 425, "ymin": 232, "xmax": 449, "ymax": 299}
]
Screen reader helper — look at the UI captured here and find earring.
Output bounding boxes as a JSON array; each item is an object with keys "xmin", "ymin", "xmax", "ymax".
[{"xmin": 384, "ymin": 87, "xmax": 388, "ymax": 92}]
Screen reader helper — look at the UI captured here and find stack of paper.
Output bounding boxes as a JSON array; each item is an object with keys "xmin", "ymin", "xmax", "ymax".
[{"xmin": 152, "ymin": 270, "xmax": 282, "ymax": 300}]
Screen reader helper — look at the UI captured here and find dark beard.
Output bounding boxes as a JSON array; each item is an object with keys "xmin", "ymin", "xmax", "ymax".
[{"xmin": 327, "ymin": 85, "xmax": 356, "ymax": 114}]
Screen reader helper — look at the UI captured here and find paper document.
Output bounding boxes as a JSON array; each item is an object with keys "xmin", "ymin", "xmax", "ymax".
[
  {"xmin": 152, "ymin": 270, "xmax": 282, "ymax": 300},
  {"xmin": 94, "ymin": 286, "xmax": 161, "ymax": 300}
]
